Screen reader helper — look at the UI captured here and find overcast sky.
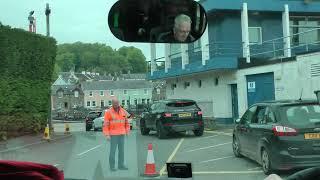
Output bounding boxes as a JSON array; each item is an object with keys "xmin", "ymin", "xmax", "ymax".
[{"xmin": 0, "ymin": 0, "xmax": 166, "ymax": 61}]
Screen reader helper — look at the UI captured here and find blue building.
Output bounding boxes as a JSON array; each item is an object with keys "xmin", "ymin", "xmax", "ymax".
[{"xmin": 148, "ymin": 0, "xmax": 320, "ymax": 124}]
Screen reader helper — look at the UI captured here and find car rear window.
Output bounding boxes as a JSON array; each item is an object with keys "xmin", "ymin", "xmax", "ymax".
[
  {"xmin": 166, "ymin": 101, "xmax": 198, "ymax": 110},
  {"xmin": 281, "ymin": 104, "xmax": 320, "ymax": 126}
]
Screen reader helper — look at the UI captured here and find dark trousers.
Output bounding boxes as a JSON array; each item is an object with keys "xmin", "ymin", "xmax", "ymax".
[{"xmin": 109, "ymin": 135, "xmax": 125, "ymax": 169}]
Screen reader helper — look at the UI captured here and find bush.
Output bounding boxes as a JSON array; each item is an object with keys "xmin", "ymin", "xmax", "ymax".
[{"xmin": 0, "ymin": 24, "xmax": 56, "ymax": 139}]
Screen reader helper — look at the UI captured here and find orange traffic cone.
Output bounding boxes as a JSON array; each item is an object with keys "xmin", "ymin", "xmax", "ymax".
[{"xmin": 143, "ymin": 143, "xmax": 159, "ymax": 177}]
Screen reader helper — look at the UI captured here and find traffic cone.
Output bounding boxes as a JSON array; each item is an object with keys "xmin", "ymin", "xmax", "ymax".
[
  {"xmin": 43, "ymin": 124, "xmax": 51, "ymax": 141},
  {"xmin": 143, "ymin": 143, "xmax": 159, "ymax": 177},
  {"xmin": 65, "ymin": 123, "xmax": 70, "ymax": 134}
]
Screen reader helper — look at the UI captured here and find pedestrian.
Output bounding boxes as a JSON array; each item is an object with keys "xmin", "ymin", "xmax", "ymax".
[{"xmin": 103, "ymin": 99, "xmax": 130, "ymax": 172}]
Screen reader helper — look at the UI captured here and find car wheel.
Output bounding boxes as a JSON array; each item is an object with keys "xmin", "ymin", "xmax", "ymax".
[
  {"xmin": 232, "ymin": 136, "xmax": 242, "ymax": 158},
  {"xmin": 157, "ymin": 121, "xmax": 166, "ymax": 139},
  {"xmin": 261, "ymin": 148, "xmax": 273, "ymax": 175},
  {"xmin": 140, "ymin": 119, "xmax": 150, "ymax": 135},
  {"xmin": 193, "ymin": 127, "xmax": 204, "ymax": 136}
]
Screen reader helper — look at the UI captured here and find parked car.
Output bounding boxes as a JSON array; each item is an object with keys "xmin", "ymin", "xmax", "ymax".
[
  {"xmin": 232, "ymin": 99, "xmax": 320, "ymax": 175},
  {"xmin": 85, "ymin": 111, "xmax": 102, "ymax": 131},
  {"xmin": 139, "ymin": 99, "xmax": 204, "ymax": 139},
  {"xmin": 92, "ymin": 110, "xmax": 133, "ymax": 131}
]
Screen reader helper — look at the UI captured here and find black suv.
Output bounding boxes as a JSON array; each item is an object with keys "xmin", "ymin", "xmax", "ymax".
[
  {"xmin": 233, "ymin": 100, "xmax": 320, "ymax": 175},
  {"xmin": 140, "ymin": 99, "xmax": 204, "ymax": 139},
  {"xmin": 85, "ymin": 111, "xmax": 102, "ymax": 131}
]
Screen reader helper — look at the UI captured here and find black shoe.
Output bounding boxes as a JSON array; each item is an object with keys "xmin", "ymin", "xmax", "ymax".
[
  {"xmin": 118, "ymin": 166, "xmax": 128, "ymax": 170},
  {"xmin": 110, "ymin": 167, "xmax": 117, "ymax": 172}
]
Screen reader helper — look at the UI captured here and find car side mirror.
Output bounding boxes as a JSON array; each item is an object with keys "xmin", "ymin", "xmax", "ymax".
[{"xmin": 235, "ymin": 118, "xmax": 241, "ymax": 124}]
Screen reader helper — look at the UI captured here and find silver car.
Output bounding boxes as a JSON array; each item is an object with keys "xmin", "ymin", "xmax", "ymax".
[{"xmin": 92, "ymin": 110, "xmax": 133, "ymax": 131}]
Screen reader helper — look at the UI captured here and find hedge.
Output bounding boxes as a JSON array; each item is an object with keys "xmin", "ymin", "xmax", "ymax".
[{"xmin": 0, "ymin": 24, "xmax": 57, "ymax": 140}]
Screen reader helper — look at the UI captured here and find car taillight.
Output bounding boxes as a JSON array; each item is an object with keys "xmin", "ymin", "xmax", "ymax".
[
  {"xmin": 197, "ymin": 111, "xmax": 203, "ymax": 115},
  {"xmin": 273, "ymin": 126, "xmax": 298, "ymax": 136},
  {"xmin": 164, "ymin": 113, "xmax": 172, "ymax": 117}
]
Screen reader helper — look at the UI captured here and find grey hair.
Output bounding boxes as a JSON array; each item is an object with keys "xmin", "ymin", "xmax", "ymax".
[{"xmin": 174, "ymin": 14, "xmax": 192, "ymax": 28}]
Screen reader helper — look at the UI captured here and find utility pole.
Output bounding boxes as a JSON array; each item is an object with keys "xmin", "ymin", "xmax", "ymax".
[{"xmin": 45, "ymin": 3, "xmax": 52, "ymax": 130}]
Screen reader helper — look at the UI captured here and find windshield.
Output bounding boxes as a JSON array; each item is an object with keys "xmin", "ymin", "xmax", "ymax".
[{"xmin": 2, "ymin": 0, "xmax": 320, "ymax": 180}]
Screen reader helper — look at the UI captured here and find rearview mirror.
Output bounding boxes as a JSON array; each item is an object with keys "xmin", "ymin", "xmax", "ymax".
[
  {"xmin": 108, "ymin": 0, "xmax": 207, "ymax": 43},
  {"xmin": 315, "ymin": 90, "xmax": 320, "ymax": 104},
  {"xmin": 235, "ymin": 118, "xmax": 241, "ymax": 124}
]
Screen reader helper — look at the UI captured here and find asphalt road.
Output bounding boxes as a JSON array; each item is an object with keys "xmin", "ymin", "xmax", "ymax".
[{"xmin": 0, "ymin": 122, "xmax": 298, "ymax": 180}]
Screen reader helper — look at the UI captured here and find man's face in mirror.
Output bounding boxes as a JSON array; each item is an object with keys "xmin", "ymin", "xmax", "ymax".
[{"xmin": 174, "ymin": 22, "xmax": 191, "ymax": 42}]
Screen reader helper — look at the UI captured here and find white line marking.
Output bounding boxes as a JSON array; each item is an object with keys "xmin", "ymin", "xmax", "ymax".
[
  {"xmin": 162, "ymin": 170, "xmax": 263, "ymax": 175},
  {"xmin": 186, "ymin": 142, "xmax": 232, "ymax": 152},
  {"xmin": 200, "ymin": 156, "xmax": 234, "ymax": 163},
  {"xmin": 77, "ymin": 144, "xmax": 102, "ymax": 156},
  {"xmin": 159, "ymin": 138, "xmax": 185, "ymax": 176},
  {"xmin": 200, "ymin": 135, "xmax": 219, "ymax": 139},
  {"xmin": 54, "ymin": 164, "xmax": 59, "ymax": 167},
  {"xmin": 205, "ymin": 131, "xmax": 232, "ymax": 136},
  {"xmin": 248, "ymin": 167, "xmax": 261, "ymax": 171},
  {"xmin": 0, "ymin": 134, "xmax": 72, "ymax": 153}
]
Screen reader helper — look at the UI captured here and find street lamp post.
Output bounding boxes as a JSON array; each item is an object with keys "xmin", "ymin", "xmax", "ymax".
[{"xmin": 45, "ymin": 3, "xmax": 52, "ymax": 130}]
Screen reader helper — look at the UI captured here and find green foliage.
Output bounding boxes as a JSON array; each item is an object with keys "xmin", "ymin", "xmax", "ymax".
[
  {"xmin": 0, "ymin": 24, "xmax": 56, "ymax": 138},
  {"xmin": 55, "ymin": 42, "xmax": 147, "ymax": 75}
]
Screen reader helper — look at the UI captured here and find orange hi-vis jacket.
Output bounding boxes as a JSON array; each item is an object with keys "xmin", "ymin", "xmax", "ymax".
[{"xmin": 103, "ymin": 107, "xmax": 130, "ymax": 136}]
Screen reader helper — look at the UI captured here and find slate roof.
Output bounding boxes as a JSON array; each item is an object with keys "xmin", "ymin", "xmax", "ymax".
[{"xmin": 82, "ymin": 80, "xmax": 152, "ymax": 91}]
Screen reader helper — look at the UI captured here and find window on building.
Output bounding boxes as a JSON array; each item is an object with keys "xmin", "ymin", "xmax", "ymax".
[
  {"xmin": 170, "ymin": 44, "xmax": 181, "ymax": 58},
  {"xmin": 122, "ymin": 100, "xmax": 125, "ymax": 106},
  {"xmin": 156, "ymin": 88, "xmax": 161, "ymax": 95},
  {"xmin": 100, "ymin": 91, "xmax": 104, "ymax": 96},
  {"xmin": 58, "ymin": 91, "xmax": 63, "ymax": 98},
  {"xmin": 89, "ymin": 91, "xmax": 93, "ymax": 97},
  {"xmin": 147, "ymin": 99, "xmax": 150, "ymax": 104},
  {"xmin": 127, "ymin": 100, "xmax": 130, "ymax": 105},
  {"xmin": 142, "ymin": 99, "xmax": 146, "ymax": 104},
  {"xmin": 171, "ymin": 83, "xmax": 177, "ymax": 90},
  {"xmin": 124, "ymin": 90, "xmax": 127, "ymax": 95},
  {"xmin": 74, "ymin": 91, "xmax": 79, "ymax": 98},
  {"xmin": 92, "ymin": 101, "xmax": 96, "ymax": 107},
  {"xmin": 194, "ymin": 39, "xmax": 201, "ymax": 52},
  {"xmin": 134, "ymin": 99, "xmax": 138, "ymax": 105},
  {"xmin": 198, "ymin": 80, "xmax": 202, "ymax": 88},
  {"xmin": 108, "ymin": 100, "xmax": 112, "ymax": 106},
  {"xmin": 290, "ymin": 16, "xmax": 320, "ymax": 46},
  {"xmin": 184, "ymin": 82, "xmax": 190, "ymax": 89},
  {"xmin": 249, "ymin": 27, "xmax": 262, "ymax": 44},
  {"xmin": 110, "ymin": 90, "xmax": 114, "ymax": 96},
  {"xmin": 101, "ymin": 100, "xmax": 104, "ymax": 107},
  {"xmin": 87, "ymin": 101, "xmax": 91, "ymax": 107},
  {"xmin": 64, "ymin": 102, "xmax": 68, "ymax": 109},
  {"xmin": 144, "ymin": 89, "xmax": 148, "ymax": 95}
]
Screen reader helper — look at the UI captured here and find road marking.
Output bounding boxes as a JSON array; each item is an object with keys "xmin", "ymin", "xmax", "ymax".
[
  {"xmin": 248, "ymin": 167, "xmax": 261, "ymax": 170},
  {"xmin": 54, "ymin": 164, "xmax": 59, "ymax": 167},
  {"xmin": 200, "ymin": 135, "xmax": 219, "ymax": 139},
  {"xmin": 159, "ymin": 138, "xmax": 185, "ymax": 176},
  {"xmin": 0, "ymin": 134, "xmax": 72, "ymax": 153},
  {"xmin": 77, "ymin": 144, "xmax": 102, "ymax": 156},
  {"xmin": 205, "ymin": 131, "xmax": 232, "ymax": 136},
  {"xmin": 162, "ymin": 170, "xmax": 263, "ymax": 175},
  {"xmin": 200, "ymin": 156, "xmax": 234, "ymax": 163},
  {"xmin": 186, "ymin": 142, "xmax": 232, "ymax": 152}
]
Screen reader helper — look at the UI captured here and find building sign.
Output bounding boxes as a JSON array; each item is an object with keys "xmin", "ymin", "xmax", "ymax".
[{"xmin": 248, "ymin": 82, "xmax": 256, "ymax": 93}]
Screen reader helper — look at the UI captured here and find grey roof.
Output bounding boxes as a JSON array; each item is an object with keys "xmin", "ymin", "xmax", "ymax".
[
  {"xmin": 119, "ymin": 73, "xmax": 146, "ymax": 80},
  {"xmin": 82, "ymin": 80, "xmax": 153, "ymax": 91}
]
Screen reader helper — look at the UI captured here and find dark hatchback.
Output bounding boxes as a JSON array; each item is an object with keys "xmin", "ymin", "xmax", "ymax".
[
  {"xmin": 232, "ymin": 100, "xmax": 320, "ymax": 175},
  {"xmin": 85, "ymin": 111, "xmax": 102, "ymax": 131},
  {"xmin": 139, "ymin": 99, "xmax": 204, "ymax": 139}
]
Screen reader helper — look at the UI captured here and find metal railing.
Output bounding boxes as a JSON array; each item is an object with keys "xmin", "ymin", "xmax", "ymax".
[{"xmin": 249, "ymin": 28, "xmax": 320, "ymax": 58}]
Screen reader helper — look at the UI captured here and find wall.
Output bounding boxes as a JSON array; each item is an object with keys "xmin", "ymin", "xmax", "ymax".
[
  {"xmin": 166, "ymin": 71, "xmax": 236, "ymax": 119},
  {"xmin": 237, "ymin": 52, "xmax": 320, "ymax": 117}
]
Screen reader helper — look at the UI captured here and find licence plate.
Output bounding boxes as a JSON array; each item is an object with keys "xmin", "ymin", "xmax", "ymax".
[
  {"xmin": 178, "ymin": 113, "xmax": 192, "ymax": 118},
  {"xmin": 304, "ymin": 133, "xmax": 320, "ymax": 139}
]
